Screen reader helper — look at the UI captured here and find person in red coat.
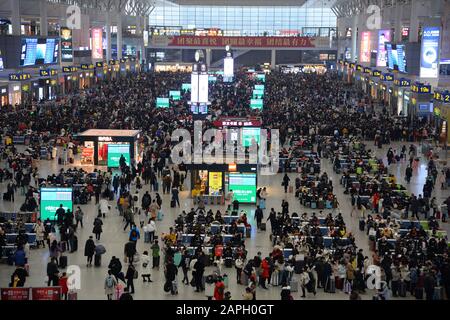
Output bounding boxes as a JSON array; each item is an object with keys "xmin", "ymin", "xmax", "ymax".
[
  {"xmin": 260, "ymin": 257, "xmax": 270, "ymax": 289},
  {"xmin": 213, "ymin": 277, "xmax": 225, "ymax": 300},
  {"xmin": 59, "ymin": 272, "xmax": 69, "ymax": 300}
]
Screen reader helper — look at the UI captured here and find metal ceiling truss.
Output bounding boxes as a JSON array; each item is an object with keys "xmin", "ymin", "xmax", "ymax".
[
  {"xmin": 331, "ymin": 0, "xmax": 411, "ymax": 18},
  {"xmin": 46, "ymin": 0, "xmax": 155, "ymax": 16}
]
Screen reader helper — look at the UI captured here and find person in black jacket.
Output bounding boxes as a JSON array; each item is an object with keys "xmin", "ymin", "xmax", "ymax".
[
  {"xmin": 46, "ymin": 258, "xmax": 59, "ymax": 286},
  {"xmin": 165, "ymin": 258, "xmax": 178, "ymax": 295},
  {"xmin": 254, "ymin": 206, "xmax": 264, "ymax": 230},
  {"xmin": 125, "ymin": 264, "xmax": 136, "ymax": 294},
  {"xmin": 84, "ymin": 236, "xmax": 96, "ymax": 267},
  {"xmin": 179, "ymin": 250, "xmax": 190, "ymax": 285},
  {"xmin": 282, "ymin": 174, "xmax": 290, "ymax": 193},
  {"xmin": 124, "ymin": 241, "xmax": 137, "ymax": 264},
  {"xmin": 108, "ymin": 256, "xmax": 126, "ymax": 283},
  {"xmin": 10, "ymin": 265, "xmax": 28, "ymax": 287},
  {"xmin": 193, "ymin": 255, "xmax": 205, "ymax": 292}
]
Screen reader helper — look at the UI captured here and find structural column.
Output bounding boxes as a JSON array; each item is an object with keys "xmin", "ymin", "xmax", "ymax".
[
  {"xmin": 117, "ymin": 13, "xmax": 123, "ymax": 59},
  {"xmin": 39, "ymin": 0, "xmax": 48, "ymax": 36},
  {"xmin": 106, "ymin": 12, "xmax": 112, "ymax": 61},
  {"xmin": 271, "ymin": 49, "xmax": 276, "ymax": 69},
  {"xmin": 10, "ymin": 0, "xmax": 21, "ymax": 35},
  {"xmin": 206, "ymin": 48, "xmax": 212, "ymax": 68},
  {"xmin": 394, "ymin": 3, "xmax": 403, "ymax": 43},
  {"xmin": 409, "ymin": 0, "xmax": 420, "ymax": 42},
  {"xmin": 351, "ymin": 15, "xmax": 358, "ymax": 62}
]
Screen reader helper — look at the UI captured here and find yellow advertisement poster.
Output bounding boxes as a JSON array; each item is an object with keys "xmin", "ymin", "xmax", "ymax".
[{"xmin": 208, "ymin": 172, "xmax": 222, "ymax": 194}]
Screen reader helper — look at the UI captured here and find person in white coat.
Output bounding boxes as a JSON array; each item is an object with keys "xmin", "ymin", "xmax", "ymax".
[
  {"xmin": 34, "ymin": 219, "xmax": 46, "ymax": 248},
  {"xmin": 99, "ymin": 197, "xmax": 109, "ymax": 218},
  {"xmin": 141, "ymin": 251, "xmax": 153, "ymax": 283},
  {"xmin": 147, "ymin": 218, "xmax": 157, "ymax": 243}
]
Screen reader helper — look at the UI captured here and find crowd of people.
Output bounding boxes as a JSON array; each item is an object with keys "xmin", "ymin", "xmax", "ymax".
[{"xmin": 0, "ymin": 68, "xmax": 448, "ymax": 300}]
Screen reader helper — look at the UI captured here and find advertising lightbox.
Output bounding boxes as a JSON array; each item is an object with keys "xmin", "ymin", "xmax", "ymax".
[
  {"xmin": 91, "ymin": 27, "xmax": 103, "ymax": 60},
  {"xmin": 250, "ymin": 99, "xmax": 263, "ymax": 109},
  {"xmin": 40, "ymin": 188, "xmax": 73, "ymax": 221},
  {"xmin": 60, "ymin": 27, "xmax": 73, "ymax": 63},
  {"xmin": 377, "ymin": 30, "xmax": 391, "ymax": 67},
  {"xmin": 169, "ymin": 90, "xmax": 181, "ymax": 100},
  {"xmin": 252, "ymin": 89, "xmax": 264, "ymax": 99},
  {"xmin": 242, "ymin": 127, "xmax": 261, "ymax": 147},
  {"xmin": 229, "ymin": 173, "xmax": 257, "ymax": 203},
  {"xmin": 182, "ymin": 83, "xmax": 191, "ymax": 91},
  {"xmin": 156, "ymin": 97, "xmax": 170, "ymax": 108},
  {"xmin": 360, "ymin": 31, "xmax": 371, "ymax": 63},
  {"xmin": 107, "ymin": 144, "xmax": 130, "ymax": 167},
  {"xmin": 198, "ymin": 74, "xmax": 209, "ymax": 103},
  {"xmin": 208, "ymin": 172, "xmax": 223, "ymax": 194},
  {"xmin": 191, "ymin": 74, "xmax": 199, "ymax": 103},
  {"xmin": 420, "ymin": 26, "xmax": 441, "ymax": 78}
]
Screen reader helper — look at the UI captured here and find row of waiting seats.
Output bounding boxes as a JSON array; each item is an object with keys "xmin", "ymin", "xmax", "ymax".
[{"xmin": 281, "ymin": 237, "xmax": 352, "ymax": 259}]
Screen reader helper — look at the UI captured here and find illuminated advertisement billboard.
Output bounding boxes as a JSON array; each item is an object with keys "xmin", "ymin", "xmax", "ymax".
[
  {"xmin": 91, "ymin": 27, "xmax": 103, "ymax": 60},
  {"xmin": 360, "ymin": 31, "xmax": 371, "ymax": 63},
  {"xmin": 191, "ymin": 74, "xmax": 199, "ymax": 103},
  {"xmin": 377, "ymin": 30, "xmax": 391, "ymax": 67},
  {"xmin": 60, "ymin": 27, "xmax": 73, "ymax": 62},
  {"xmin": 420, "ymin": 26, "xmax": 440, "ymax": 78},
  {"xmin": 198, "ymin": 74, "xmax": 209, "ymax": 103}
]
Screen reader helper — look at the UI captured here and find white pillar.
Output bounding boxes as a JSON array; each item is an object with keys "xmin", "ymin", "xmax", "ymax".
[
  {"xmin": 106, "ymin": 12, "xmax": 112, "ymax": 61},
  {"xmin": 351, "ymin": 15, "xmax": 358, "ymax": 62},
  {"xmin": 206, "ymin": 49, "xmax": 212, "ymax": 68},
  {"xmin": 117, "ymin": 13, "xmax": 123, "ymax": 59},
  {"xmin": 409, "ymin": 0, "xmax": 420, "ymax": 42},
  {"xmin": 271, "ymin": 49, "xmax": 276, "ymax": 69},
  {"xmin": 10, "ymin": 0, "xmax": 20, "ymax": 35},
  {"xmin": 394, "ymin": 4, "xmax": 403, "ymax": 43},
  {"xmin": 39, "ymin": 0, "xmax": 48, "ymax": 36}
]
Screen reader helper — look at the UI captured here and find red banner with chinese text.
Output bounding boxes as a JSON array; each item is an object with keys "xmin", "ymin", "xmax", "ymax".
[
  {"xmin": 166, "ymin": 36, "xmax": 316, "ymax": 48},
  {"xmin": 1, "ymin": 288, "xmax": 31, "ymax": 301}
]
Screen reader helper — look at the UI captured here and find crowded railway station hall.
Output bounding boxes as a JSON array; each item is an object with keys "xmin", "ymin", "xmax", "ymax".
[{"xmin": 0, "ymin": 0, "xmax": 449, "ymax": 307}]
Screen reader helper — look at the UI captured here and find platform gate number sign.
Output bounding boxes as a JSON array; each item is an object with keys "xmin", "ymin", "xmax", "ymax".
[{"xmin": 66, "ymin": 5, "xmax": 81, "ymax": 30}]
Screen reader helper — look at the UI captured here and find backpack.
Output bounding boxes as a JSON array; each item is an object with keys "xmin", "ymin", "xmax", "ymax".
[
  {"xmin": 131, "ymin": 230, "xmax": 137, "ymax": 239},
  {"xmin": 106, "ymin": 276, "xmax": 114, "ymax": 288}
]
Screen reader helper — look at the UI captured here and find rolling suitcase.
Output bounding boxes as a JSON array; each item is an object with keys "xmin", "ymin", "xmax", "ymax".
[
  {"xmin": 415, "ymin": 287, "xmax": 424, "ymax": 300},
  {"xmin": 171, "ymin": 279, "xmax": 178, "ymax": 295},
  {"xmin": 144, "ymin": 232, "xmax": 151, "ymax": 243},
  {"xmin": 433, "ymin": 286, "xmax": 443, "ymax": 300},
  {"xmin": 335, "ymin": 277, "xmax": 343, "ymax": 290},
  {"xmin": 225, "ymin": 257, "xmax": 233, "ymax": 268},
  {"xmin": 288, "ymin": 186, "xmax": 294, "ymax": 193},
  {"xmin": 68, "ymin": 290, "xmax": 78, "ymax": 300},
  {"xmin": 240, "ymin": 271, "xmax": 249, "ymax": 286},
  {"xmin": 94, "ymin": 254, "xmax": 101, "ymax": 267},
  {"xmin": 170, "ymin": 199, "xmax": 176, "ymax": 208},
  {"xmin": 260, "ymin": 222, "xmax": 266, "ymax": 231},
  {"xmin": 59, "ymin": 256, "xmax": 68, "ymax": 268},
  {"xmin": 245, "ymin": 226, "xmax": 251, "ymax": 238},
  {"xmin": 359, "ymin": 219, "xmax": 366, "ymax": 231},
  {"xmin": 72, "ymin": 236, "xmax": 78, "ymax": 252},
  {"xmin": 327, "ymin": 277, "xmax": 336, "ymax": 293},
  {"xmin": 399, "ymin": 281, "xmax": 407, "ymax": 297},
  {"xmin": 289, "ymin": 279, "xmax": 299, "ymax": 292}
]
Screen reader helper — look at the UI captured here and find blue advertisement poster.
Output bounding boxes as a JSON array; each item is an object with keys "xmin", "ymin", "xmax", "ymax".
[{"xmin": 420, "ymin": 26, "xmax": 440, "ymax": 78}]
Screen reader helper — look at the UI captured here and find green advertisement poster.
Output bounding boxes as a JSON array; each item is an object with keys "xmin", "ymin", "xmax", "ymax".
[
  {"xmin": 256, "ymin": 73, "xmax": 266, "ymax": 82},
  {"xmin": 156, "ymin": 97, "xmax": 170, "ymax": 108},
  {"xmin": 229, "ymin": 173, "xmax": 257, "ymax": 203},
  {"xmin": 182, "ymin": 83, "xmax": 191, "ymax": 91},
  {"xmin": 252, "ymin": 89, "xmax": 264, "ymax": 99},
  {"xmin": 40, "ymin": 188, "xmax": 73, "ymax": 221},
  {"xmin": 242, "ymin": 127, "xmax": 261, "ymax": 147},
  {"xmin": 254, "ymin": 84, "xmax": 265, "ymax": 91},
  {"xmin": 169, "ymin": 90, "xmax": 181, "ymax": 101},
  {"xmin": 107, "ymin": 144, "xmax": 130, "ymax": 167},
  {"xmin": 250, "ymin": 99, "xmax": 263, "ymax": 110}
]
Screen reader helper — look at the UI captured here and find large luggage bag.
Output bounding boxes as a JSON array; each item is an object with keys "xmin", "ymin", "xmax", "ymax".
[
  {"xmin": 94, "ymin": 254, "xmax": 101, "ymax": 267},
  {"xmin": 335, "ymin": 277, "xmax": 343, "ymax": 290},
  {"xmin": 359, "ymin": 219, "xmax": 366, "ymax": 231},
  {"xmin": 289, "ymin": 279, "xmax": 299, "ymax": 292},
  {"xmin": 260, "ymin": 222, "xmax": 266, "ymax": 231},
  {"xmin": 415, "ymin": 287, "xmax": 424, "ymax": 300},
  {"xmin": 398, "ymin": 281, "xmax": 407, "ymax": 297},
  {"xmin": 72, "ymin": 236, "xmax": 78, "ymax": 252},
  {"xmin": 240, "ymin": 271, "xmax": 249, "ymax": 286},
  {"xmin": 327, "ymin": 277, "xmax": 336, "ymax": 293},
  {"xmin": 433, "ymin": 286, "xmax": 444, "ymax": 300},
  {"xmin": 59, "ymin": 256, "xmax": 68, "ymax": 268},
  {"xmin": 68, "ymin": 290, "xmax": 78, "ymax": 300}
]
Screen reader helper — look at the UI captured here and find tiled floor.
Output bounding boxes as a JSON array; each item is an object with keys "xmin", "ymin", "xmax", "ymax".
[{"xmin": 0, "ymin": 141, "xmax": 448, "ymax": 300}]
